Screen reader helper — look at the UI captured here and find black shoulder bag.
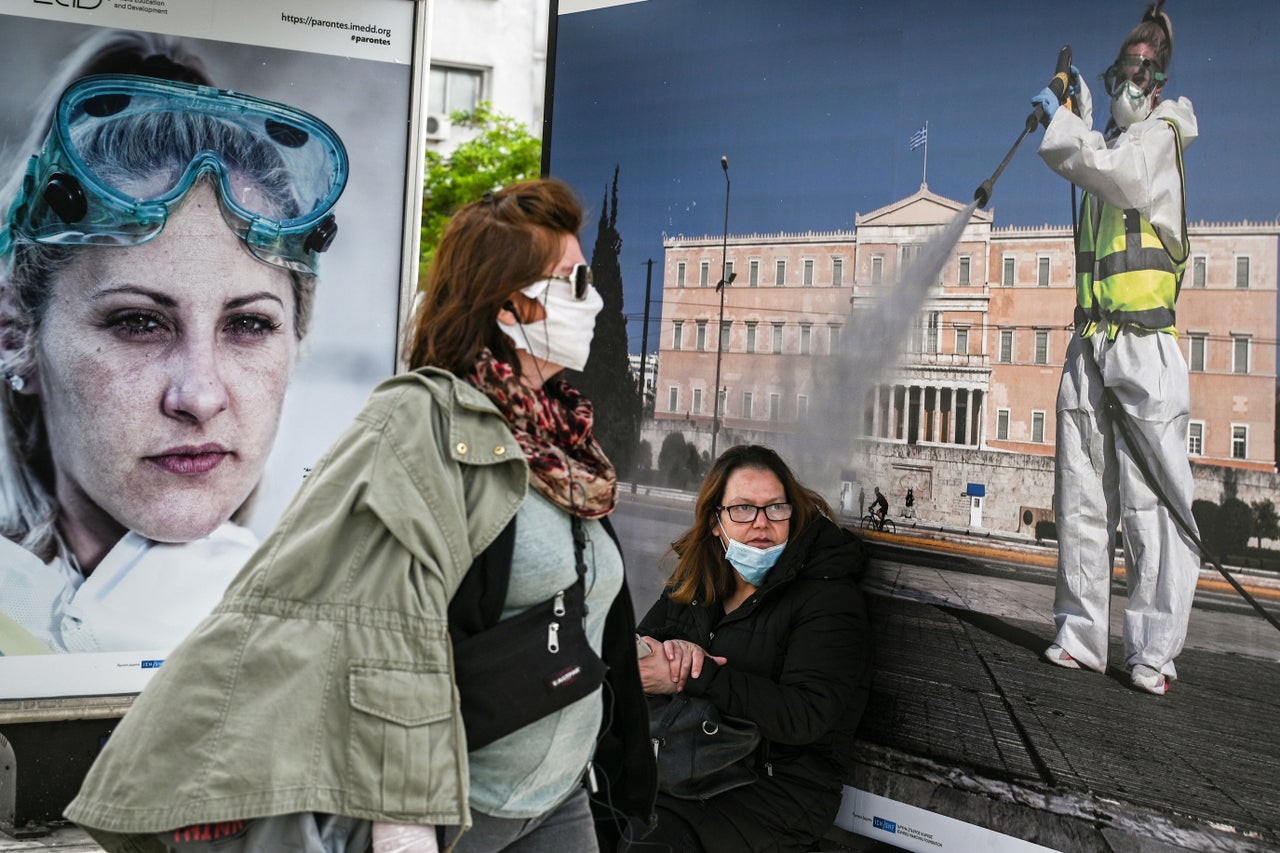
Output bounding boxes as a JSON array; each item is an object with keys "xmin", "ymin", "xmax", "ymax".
[
  {"xmin": 647, "ymin": 692, "xmax": 760, "ymax": 800},
  {"xmin": 451, "ymin": 516, "xmax": 607, "ymax": 750}
]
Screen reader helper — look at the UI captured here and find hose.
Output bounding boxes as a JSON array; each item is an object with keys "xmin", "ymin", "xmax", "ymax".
[{"xmin": 1104, "ymin": 388, "xmax": 1280, "ymax": 632}]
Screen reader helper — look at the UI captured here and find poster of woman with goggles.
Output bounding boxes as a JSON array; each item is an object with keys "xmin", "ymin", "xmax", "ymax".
[{"xmin": 0, "ymin": 0, "xmax": 427, "ymax": 699}]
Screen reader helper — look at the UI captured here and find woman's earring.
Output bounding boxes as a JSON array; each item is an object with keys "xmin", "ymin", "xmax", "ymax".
[{"xmin": 5, "ymin": 371, "xmax": 24, "ymax": 392}]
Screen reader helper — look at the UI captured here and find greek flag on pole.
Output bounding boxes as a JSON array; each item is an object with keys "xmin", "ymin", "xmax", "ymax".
[{"xmin": 910, "ymin": 125, "xmax": 927, "ymax": 151}]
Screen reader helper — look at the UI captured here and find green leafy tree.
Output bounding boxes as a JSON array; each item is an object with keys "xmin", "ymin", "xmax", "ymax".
[
  {"xmin": 1191, "ymin": 499, "xmax": 1221, "ymax": 554},
  {"xmin": 1219, "ymin": 497, "xmax": 1254, "ymax": 557},
  {"xmin": 658, "ymin": 432, "xmax": 702, "ymax": 490},
  {"xmin": 572, "ymin": 166, "xmax": 641, "ymax": 476},
  {"xmin": 636, "ymin": 439, "xmax": 653, "ymax": 473},
  {"xmin": 418, "ymin": 102, "xmax": 542, "ymax": 279},
  {"xmin": 1252, "ymin": 499, "xmax": 1280, "ymax": 549}
]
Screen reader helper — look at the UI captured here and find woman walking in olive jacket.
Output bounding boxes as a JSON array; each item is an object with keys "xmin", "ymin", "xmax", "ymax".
[{"xmin": 67, "ymin": 180, "xmax": 655, "ymax": 852}]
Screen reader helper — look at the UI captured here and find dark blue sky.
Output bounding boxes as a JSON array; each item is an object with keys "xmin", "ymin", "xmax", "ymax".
[{"xmin": 546, "ymin": 0, "xmax": 1278, "ymax": 353}]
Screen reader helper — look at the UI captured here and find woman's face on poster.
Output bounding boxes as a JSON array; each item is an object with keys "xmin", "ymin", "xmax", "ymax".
[{"xmin": 28, "ymin": 182, "xmax": 298, "ymax": 549}]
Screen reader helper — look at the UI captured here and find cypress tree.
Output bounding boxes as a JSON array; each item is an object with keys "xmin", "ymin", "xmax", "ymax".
[{"xmin": 573, "ymin": 166, "xmax": 641, "ymax": 476}]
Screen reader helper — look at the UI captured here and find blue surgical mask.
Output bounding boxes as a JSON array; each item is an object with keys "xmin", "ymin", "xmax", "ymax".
[{"xmin": 720, "ymin": 534, "xmax": 786, "ymax": 586}]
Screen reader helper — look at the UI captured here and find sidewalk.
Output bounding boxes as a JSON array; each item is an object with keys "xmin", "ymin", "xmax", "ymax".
[
  {"xmin": 0, "ymin": 826, "xmax": 98, "ymax": 851},
  {"xmin": 853, "ymin": 588, "xmax": 1280, "ymax": 851}
]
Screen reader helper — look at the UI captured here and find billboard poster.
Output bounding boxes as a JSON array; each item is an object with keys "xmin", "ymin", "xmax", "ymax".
[
  {"xmin": 548, "ymin": 0, "xmax": 1280, "ymax": 850},
  {"xmin": 0, "ymin": 0, "xmax": 427, "ymax": 698}
]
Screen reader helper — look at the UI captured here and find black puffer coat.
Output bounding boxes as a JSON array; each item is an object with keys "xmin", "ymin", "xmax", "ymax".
[{"xmin": 636, "ymin": 515, "xmax": 872, "ymax": 852}]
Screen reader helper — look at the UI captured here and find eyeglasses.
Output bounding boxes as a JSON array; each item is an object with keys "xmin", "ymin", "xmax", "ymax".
[
  {"xmin": 717, "ymin": 503, "xmax": 793, "ymax": 523},
  {"xmin": 3, "ymin": 74, "xmax": 348, "ymax": 274},
  {"xmin": 1102, "ymin": 55, "xmax": 1165, "ymax": 98},
  {"xmin": 548, "ymin": 263, "xmax": 592, "ymax": 300}
]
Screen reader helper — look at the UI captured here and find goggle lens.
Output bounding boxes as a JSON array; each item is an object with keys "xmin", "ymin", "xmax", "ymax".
[
  {"xmin": 7, "ymin": 75, "xmax": 348, "ymax": 274},
  {"xmin": 1103, "ymin": 56, "xmax": 1164, "ymax": 98}
]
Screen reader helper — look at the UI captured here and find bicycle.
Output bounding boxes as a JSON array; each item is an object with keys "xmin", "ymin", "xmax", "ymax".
[{"xmin": 861, "ymin": 513, "xmax": 895, "ymax": 534}]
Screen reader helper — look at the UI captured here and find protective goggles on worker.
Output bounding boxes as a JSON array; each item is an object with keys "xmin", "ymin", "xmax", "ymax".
[
  {"xmin": 520, "ymin": 263, "xmax": 594, "ymax": 301},
  {"xmin": 3, "ymin": 74, "xmax": 348, "ymax": 275},
  {"xmin": 1102, "ymin": 55, "xmax": 1165, "ymax": 98},
  {"xmin": 717, "ymin": 503, "xmax": 793, "ymax": 523}
]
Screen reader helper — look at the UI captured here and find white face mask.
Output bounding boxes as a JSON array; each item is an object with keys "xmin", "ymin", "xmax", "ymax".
[
  {"xmin": 497, "ymin": 277, "xmax": 603, "ymax": 372},
  {"xmin": 1110, "ymin": 80, "xmax": 1154, "ymax": 130}
]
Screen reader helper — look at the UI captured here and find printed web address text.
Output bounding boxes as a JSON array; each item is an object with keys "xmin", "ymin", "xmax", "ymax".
[{"xmin": 281, "ymin": 13, "xmax": 392, "ymax": 46}]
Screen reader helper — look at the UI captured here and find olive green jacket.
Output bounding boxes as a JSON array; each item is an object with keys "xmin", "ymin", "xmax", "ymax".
[{"xmin": 65, "ymin": 368, "xmax": 528, "ymax": 849}]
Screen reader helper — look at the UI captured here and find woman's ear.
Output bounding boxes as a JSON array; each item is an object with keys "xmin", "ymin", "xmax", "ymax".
[
  {"xmin": 0, "ymin": 287, "xmax": 38, "ymax": 397},
  {"xmin": 499, "ymin": 292, "xmax": 547, "ymax": 326},
  {"xmin": 496, "ymin": 301, "xmax": 519, "ymax": 327}
]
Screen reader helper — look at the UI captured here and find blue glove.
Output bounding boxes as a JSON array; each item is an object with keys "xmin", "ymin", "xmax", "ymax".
[
  {"xmin": 1068, "ymin": 65, "xmax": 1081, "ymax": 101},
  {"xmin": 1032, "ymin": 87, "xmax": 1058, "ymax": 126}
]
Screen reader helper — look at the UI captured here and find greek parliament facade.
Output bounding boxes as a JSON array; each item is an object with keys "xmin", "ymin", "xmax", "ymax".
[{"xmin": 645, "ymin": 184, "xmax": 1279, "ymax": 531}]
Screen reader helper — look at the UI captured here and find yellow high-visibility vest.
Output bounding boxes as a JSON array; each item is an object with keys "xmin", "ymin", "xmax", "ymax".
[{"xmin": 1074, "ymin": 119, "xmax": 1189, "ymax": 338}]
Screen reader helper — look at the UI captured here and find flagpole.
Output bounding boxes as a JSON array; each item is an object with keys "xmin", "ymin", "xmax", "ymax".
[
  {"xmin": 922, "ymin": 120, "xmax": 928, "ymax": 185},
  {"xmin": 909, "ymin": 122, "xmax": 928, "ymax": 184}
]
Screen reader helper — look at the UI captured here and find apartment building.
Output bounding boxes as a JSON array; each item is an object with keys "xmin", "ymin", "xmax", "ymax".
[{"xmin": 425, "ymin": 0, "xmax": 549, "ymax": 151}]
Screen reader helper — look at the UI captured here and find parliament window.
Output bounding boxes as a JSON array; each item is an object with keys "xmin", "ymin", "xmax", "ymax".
[
  {"xmin": 1232, "ymin": 425, "xmax": 1248, "ymax": 459},
  {"xmin": 1187, "ymin": 421, "xmax": 1203, "ymax": 456}
]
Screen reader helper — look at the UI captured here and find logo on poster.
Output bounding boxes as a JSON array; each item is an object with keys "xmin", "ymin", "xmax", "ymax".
[
  {"xmin": 34, "ymin": 0, "xmax": 105, "ymax": 9},
  {"xmin": 872, "ymin": 816, "xmax": 898, "ymax": 834}
]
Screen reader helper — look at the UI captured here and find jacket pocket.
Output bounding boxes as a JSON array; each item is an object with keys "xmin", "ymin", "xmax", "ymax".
[{"xmin": 346, "ymin": 659, "xmax": 462, "ymax": 816}]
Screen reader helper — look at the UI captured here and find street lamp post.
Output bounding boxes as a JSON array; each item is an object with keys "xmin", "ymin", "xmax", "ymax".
[
  {"xmin": 639, "ymin": 258, "xmax": 654, "ymax": 418},
  {"xmin": 711, "ymin": 155, "xmax": 733, "ymax": 462}
]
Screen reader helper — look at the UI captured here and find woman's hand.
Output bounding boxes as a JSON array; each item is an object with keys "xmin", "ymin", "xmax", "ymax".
[
  {"xmin": 372, "ymin": 822, "xmax": 438, "ymax": 853},
  {"xmin": 638, "ymin": 636, "xmax": 726, "ymax": 694}
]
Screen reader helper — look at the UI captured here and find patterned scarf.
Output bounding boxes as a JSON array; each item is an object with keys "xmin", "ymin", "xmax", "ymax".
[{"xmin": 467, "ymin": 349, "xmax": 618, "ymax": 519}]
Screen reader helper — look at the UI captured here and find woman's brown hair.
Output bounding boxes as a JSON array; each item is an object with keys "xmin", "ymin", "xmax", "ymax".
[
  {"xmin": 664, "ymin": 445, "xmax": 834, "ymax": 606},
  {"xmin": 402, "ymin": 179, "xmax": 584, "ymax": 375},
  {"xmin": 1120, "ymin": 1, "xmax": 1173, "ymax": 74}
]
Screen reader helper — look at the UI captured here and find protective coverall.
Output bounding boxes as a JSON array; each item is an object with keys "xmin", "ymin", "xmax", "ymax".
[{"xmin": 1038, "ymin": 77, "xmax": 1200, "ymax": 680}]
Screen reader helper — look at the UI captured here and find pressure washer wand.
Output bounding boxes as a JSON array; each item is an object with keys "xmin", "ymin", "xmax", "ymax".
[{"xmin": 974, "ymin": 45, "xmax": 1073, "ymax": 208}]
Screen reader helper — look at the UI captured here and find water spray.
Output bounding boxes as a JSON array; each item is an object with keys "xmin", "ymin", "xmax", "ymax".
[
  {"xmin": 789, "ymin": 198, "xmax": 981, "ymax": 495},
  {"xmin": 793, "ymin": 46, "xmax": 1075, "ymax": 486}
]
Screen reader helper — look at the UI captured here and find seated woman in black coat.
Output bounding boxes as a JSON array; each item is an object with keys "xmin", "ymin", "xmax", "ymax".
[{"xmin": 635, "ymin": 444, "xmax": 872, "ymax": 852}]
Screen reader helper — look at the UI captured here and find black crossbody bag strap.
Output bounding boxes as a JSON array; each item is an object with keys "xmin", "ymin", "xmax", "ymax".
[{"xmin": 450, "ymin": 513, "xmax": 605, "ymax": 750}]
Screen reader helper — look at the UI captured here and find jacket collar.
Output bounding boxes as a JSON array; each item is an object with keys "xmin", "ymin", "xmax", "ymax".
[{"xmin": 406, "ymin": 366, "xmax": 526, "ymax": 468}]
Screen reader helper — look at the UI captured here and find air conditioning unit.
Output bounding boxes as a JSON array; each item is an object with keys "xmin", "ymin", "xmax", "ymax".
[
  {"xmin": 1018, "ymin": 505, "xmax": 1057, "ymax": 540},
  {"xmin": 425, "ymin": 112, "xmax": 451, "ymax": 141}
]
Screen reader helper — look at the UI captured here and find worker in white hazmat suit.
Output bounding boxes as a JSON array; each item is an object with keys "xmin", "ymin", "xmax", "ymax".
[{"xmin": 1032, "ymin": 1, "xmax": 1199, "ymax": 696}]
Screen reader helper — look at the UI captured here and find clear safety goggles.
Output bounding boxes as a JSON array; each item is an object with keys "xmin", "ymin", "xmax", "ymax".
[
  {"xmin": 521, "ymin": 263, "xmax": 593, "ymax": 301},
  {"xmin": 4, "ymin": 74, "xmax": 348, "ymax": 274},
  {"xmin": 1102, "ymin": 55, "xmax": 1165, "ymax": 98}
]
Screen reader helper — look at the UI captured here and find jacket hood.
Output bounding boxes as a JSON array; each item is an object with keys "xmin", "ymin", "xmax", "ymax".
[{"xmin": 1149, "ymin": 95, "xmax": 1197, "ymax": 147}]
